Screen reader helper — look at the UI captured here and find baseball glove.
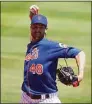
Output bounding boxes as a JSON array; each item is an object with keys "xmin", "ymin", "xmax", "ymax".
[{"xmin": 57, "ymin": 66, "xmax": 79, "ymax": 87}]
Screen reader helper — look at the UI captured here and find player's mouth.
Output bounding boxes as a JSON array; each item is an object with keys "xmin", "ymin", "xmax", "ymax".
[{"xmin": 35, "ymin": 32, "xmax": 41, "ymax": 35}]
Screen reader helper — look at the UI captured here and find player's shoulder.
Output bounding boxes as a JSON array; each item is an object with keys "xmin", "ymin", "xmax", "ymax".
[
  {"xmin": 38, "ymin": 38, "xmax": 58, "ymax": 49},
  {"xmin": 42, "ymin": 38, "xmax": 58, "ymax": 45},
  {"xmin": 27, "ymin": 42, "xmax": 31, "ymax": 48},
  {"xmin": 42, "ymin": 38, "xmax": 68, "ymax": 48}
]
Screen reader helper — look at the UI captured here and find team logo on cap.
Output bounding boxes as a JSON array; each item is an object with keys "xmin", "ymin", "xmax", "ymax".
[{"xmin": 38, "ymin": 15, "xmax": 41, "ymax": 20}]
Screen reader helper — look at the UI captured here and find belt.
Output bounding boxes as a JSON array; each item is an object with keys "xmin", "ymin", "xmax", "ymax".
[{"xmin": 26, "ymin": 93, "xmax": 50, "ymax": 99}]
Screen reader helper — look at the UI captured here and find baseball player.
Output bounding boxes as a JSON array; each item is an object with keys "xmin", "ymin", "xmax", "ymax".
[{"xmin": 20, "ymin": 5, "xmax": 86, "ymax": 103}]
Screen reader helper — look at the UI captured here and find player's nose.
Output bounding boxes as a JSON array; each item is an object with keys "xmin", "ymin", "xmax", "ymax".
[{"xmin": 36, "ymin": 27, "xmax": 40, "ymax": 32}]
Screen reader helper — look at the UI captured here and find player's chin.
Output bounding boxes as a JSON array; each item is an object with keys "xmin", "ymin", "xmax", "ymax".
[
  {"xmin": 36, "ymin": 33, "xmax": 42, "ymax": 38},
  {"xmin": 32, "ymin": 34, "xmax": 40, "ymax": 39},
  {"xmin": 36, "ymin": 36, "xmax": 42, "ymax": 40},
  {"xmin": 32, "ymin": 34, "xmax": 43, "ymax": 41},
  {"xmin": 35, "ymin": 33, "xmax": 41, "ymax": 36}
]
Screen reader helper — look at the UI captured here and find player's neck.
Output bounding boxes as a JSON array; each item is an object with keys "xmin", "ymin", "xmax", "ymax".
[{"xmin": 31, "ymin": 37, "xmax": 44, "ymax": 43}]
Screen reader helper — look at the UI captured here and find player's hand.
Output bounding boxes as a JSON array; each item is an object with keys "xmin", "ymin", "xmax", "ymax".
[
  {"xmin": 72, "ymin": 76, "xmax": 79, "ymax": 87},
  {"xmin": 72, "ymin": 73, "xmax": 83, "ymax": 87},
  {"xmin": 77, "ymin": 70, "xmax": 84, "ymax": 82},
  {"xmin": 77, "ymin": 74, "xmax": 83, "ymax": 82},
  {"xmin": 29, "ymin": 5, "xmax": 39, "ymax": 20},
  {"xmin": 72, "ymin": 71, "xmax": 84, "ymax": 87}
]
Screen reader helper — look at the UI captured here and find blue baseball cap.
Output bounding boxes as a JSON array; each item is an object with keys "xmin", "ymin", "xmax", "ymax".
[{"xmin": 31, "ymin": 14, "xmax": 48, "ymax": 27}]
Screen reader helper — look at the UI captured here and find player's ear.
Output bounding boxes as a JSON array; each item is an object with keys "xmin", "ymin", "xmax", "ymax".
[
  {"xmin": 45, "ymin": 27, "xmax": 48, "ymax": 34},
  {"xmin": 46, "ymin": 27, "xmax": 48, "ymax": 30}
]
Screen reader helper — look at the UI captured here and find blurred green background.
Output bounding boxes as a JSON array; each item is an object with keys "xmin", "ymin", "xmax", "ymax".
[{"xmin": 1, "ymin": 2, "xmax": 91, "ymax": 103}]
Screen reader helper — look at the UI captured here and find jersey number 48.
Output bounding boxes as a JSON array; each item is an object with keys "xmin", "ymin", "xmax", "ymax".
[{"xmin": 29, "ymin": 64, "xmax": 43, "ymax": 75}]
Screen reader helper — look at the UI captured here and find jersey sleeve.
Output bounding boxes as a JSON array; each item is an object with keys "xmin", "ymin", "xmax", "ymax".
[
  {"xmin": 48, "ymin": 42, "xmax": 81, "ymax": 59},
  {"xmin": 56, "ymin": 43, "xmax": 81, "ymax": 58}
]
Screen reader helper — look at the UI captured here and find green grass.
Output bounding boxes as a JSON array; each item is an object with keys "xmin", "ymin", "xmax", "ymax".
[{"xmin": 1, "ymin": 1, "xmax": 91, "ymax": 103}]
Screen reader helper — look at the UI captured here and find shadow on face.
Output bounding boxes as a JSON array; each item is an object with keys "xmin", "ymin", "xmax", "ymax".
[{"xmin": 30, "ymin": 23, "xmax": 47, "ymax": 42}]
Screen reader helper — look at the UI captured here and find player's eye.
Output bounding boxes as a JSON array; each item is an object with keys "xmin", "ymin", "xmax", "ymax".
[
  {"xmin": 32, "ymin": 26, "xmax": 44, "ymax": 30},
  {"xmin": 31, "ymin": 26, "xmax": 37, "ymax": 29},
  {"xmin": 33, "ymin": 27, "xmax": 36, "ymax": 29},
  {"xmin": 39, "ymin": 26, "xmax": 44, "ymax": 29}
]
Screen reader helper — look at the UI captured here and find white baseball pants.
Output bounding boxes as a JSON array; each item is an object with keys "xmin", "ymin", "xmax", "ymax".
[{"xmin": 20, "ymin": 91, "xmax": 61, "ymax": 103}]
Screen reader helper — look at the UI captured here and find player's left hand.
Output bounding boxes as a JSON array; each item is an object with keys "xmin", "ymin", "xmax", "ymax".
[
  {"xmin": 72, "ymin": 76, "xmax": 79, "ymax": 87},
  {"xmin": 77, "ymin": 74, "xmax": 83, "ymax": 82},
  {"xmin": 29, "ymin": 5, "xmax": 39, "ymax": 20}
]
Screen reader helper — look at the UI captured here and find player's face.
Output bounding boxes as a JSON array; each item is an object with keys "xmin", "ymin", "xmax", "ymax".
[{"xmin": 30, "ymin": 23, "xmax": 46, "ymax": 41}]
